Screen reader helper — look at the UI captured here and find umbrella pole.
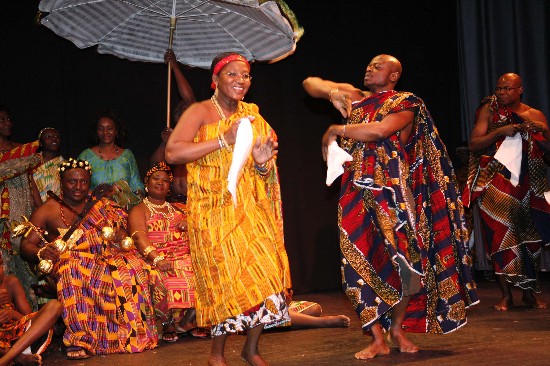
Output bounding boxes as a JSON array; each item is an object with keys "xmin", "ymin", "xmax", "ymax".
[{"xmin": 167, "ymin": 16, "xmax": 177, "ymax": 128}]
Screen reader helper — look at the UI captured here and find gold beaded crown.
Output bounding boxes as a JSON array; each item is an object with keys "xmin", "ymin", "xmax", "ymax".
[{"xmin": 58, "ymin": 158, "xmax": 92, "ymax": 175}]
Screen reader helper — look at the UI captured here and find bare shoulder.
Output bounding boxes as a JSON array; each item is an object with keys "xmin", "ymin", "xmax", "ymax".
[{"xmin": 524, "ymin": 104, "xmax": 547, "ymax": 122}]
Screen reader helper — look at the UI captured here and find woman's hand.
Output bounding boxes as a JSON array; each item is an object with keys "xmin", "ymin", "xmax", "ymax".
[{"xmin": 252, "ymin": 136, "xmax": 278, "ymax": 165}]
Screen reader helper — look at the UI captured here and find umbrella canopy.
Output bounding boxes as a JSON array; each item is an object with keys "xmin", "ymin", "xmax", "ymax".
[{"xmin": 39, "ymin": 0, "xmax": 301, "ymax": 69}]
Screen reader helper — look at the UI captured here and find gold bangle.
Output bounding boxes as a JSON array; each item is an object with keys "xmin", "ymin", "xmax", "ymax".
[
  {"xmin": 342, "ymin": 125, "xmax": 346, "ymax": 138},
  {"xmin": 329, "ymin": 88, "xmax": 339, "ymax": 102},
  {"xmin": 153, "ymin": 255, "xmax": 165, "ymax": 267},
  {"xmin": 131, "ymin": 230, "xmax": 147, "ymax": 239},
  {"xmin": 142, "ymin": 245, "xmax": 156, "ymax": 258}
]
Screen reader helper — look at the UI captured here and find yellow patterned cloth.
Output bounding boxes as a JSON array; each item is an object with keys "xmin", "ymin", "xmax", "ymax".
[
  {"xmin": 186, "ymin": 101, "xmax": 291, "ymax": 327},
  {"xmin": 31, "ymin": 155, "xmax": 65, "ymax": 203}
]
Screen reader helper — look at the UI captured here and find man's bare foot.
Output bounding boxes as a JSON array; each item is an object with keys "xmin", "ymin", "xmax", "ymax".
[
  {"xmin": 13, "ymin": 353, "xmax": 42, "ymax": 366},
  {"xmin": 354, "ymin": 340, "xmax": 390, "ymax": 360},
  {"xmin": 207, "ymin": 355, "xmax": 228, "ymax": 366},
  {"xmin": 320, "ymin": 315, "xmax": 351, "ymax": 328},
  {"xmin": 388, "ymin": 330, "xmax": 418, "ymax": 353},
  {"xmin": 240, "ymin": 351, "xmax": 269, "ymax": 366}
]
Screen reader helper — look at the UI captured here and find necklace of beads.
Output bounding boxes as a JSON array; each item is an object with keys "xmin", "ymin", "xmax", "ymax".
[
  {"xmin": 98, "ymin": 145, "xmax": 120, "ymax": 161},
  {"xmin": 143, "ymin": 197, "xmax": 176, "ymax": 219},
  {"xmin": 211, "ymin": 94, "xmax": 227, "ymax": 120},
  {"xmin": 59, "ymin": 199, "xmax": 87, "ymax": 228}
]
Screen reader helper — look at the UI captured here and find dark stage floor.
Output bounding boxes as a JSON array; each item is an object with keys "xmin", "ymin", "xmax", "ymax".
[{"xmin": 40, "ymin": 273, "xmax": 550, "ymax": 366}]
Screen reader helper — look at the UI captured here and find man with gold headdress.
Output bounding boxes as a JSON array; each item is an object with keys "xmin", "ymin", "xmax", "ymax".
[{"xmin": 19, "ymin": 158, "xmax": 157, "ymax": 360}]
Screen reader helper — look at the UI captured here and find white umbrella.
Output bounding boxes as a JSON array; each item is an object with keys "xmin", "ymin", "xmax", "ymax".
[{"xmin": 39, "ymin": 0, "xmax": 302, "ymax": 125}]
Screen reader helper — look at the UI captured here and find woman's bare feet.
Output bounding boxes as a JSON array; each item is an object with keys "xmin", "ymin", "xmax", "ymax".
[
  {"xmin": 354, "ymin": 339, "xmax": 390, "ymax": 360},
  {"xmin": 521, "ymin": 291, "xmax": 547, "ymax": 309},
  {"xmin": 241, "ymin": 351, "xmax": 269, "ymax": 366}
]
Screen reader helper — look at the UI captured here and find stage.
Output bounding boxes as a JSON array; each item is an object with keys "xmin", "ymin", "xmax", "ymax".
[{"xmin": 41, "ymin": 274, "xmax": 550, "ymax": 365}]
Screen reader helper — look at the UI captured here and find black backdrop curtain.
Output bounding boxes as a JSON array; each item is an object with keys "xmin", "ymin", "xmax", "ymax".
[
  {"xmin": 1, "ymin": 1, "xmax": 500, "ymax": 294},
  {"xmin": 457, "ymin": 0, "xmax": 550, "ymax": 141}
]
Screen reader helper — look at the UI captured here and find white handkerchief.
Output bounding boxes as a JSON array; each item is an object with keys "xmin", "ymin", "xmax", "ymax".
[
  {"xmin": 227, "ymin": 118, "xmax": 253, "ymax": 206},
  {"xmin": 326, "ymin": 140, "xmax": 353, "ymax": 186},
  {"xmin": 494, "ymin": 133, "xmax": 522, "ymax": 186}
]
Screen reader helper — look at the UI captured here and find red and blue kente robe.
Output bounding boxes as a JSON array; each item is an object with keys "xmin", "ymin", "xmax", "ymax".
[
  {"xmin": 339, "ymin": 90, "xmax": 478, "ymax": 333},
  {"xmin": 463, "ymin": 95, "xmax": 550, "ymax": 291}
]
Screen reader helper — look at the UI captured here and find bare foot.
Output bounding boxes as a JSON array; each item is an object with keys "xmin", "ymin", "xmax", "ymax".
[
  {"xmin": 320, "ymin": 315, "xmax": 351, "ymax": 328},
  {"xmin": 493, "ymin": 297, "xmax": 512, "ymax": 311},
  {"xmin": 521, "ymin": 292, "xmax": 547, "ymax": 309},
  {"xmin": 207, "ymin": 355, "xmax": 228, "ymax": 366},
  {"xmin": 354, "ymin": 340, "xmax": 390, "ymax": 359},
  {"xmin": 13, "ymin": 354, "xmax": 42, "ymax": 366},
  {"xmin": 388, "ymin": 330, "xmax": 418, "ymax": 353},
  {"xmin": 241, "ymin": 351, "xmax": 270, "ymax": 366}
]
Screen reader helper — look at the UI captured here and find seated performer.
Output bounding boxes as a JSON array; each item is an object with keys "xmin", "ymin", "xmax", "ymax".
[
  {"xmin": 128, "ymin": 162, "xmax": 208, "ymax": 342},
  {"xmin": 20, "ymin": 158, "xmax": 157, "ymax": 360},
  {"xmin": 0, "ymin": 254, "xmax": 62, "ymax": 366}
]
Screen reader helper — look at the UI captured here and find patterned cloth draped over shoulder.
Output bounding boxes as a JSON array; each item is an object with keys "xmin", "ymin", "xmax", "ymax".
[
  {"xmin": 339, "ymin": 91, "xmax": 478, "ymax": 334},
  {"xmin": 463, "ymin": 95, "xmax": 550, "ymax": 291}
]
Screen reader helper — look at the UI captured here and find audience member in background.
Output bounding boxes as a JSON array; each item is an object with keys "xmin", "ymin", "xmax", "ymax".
[
  {"xmin": 78, "ymin": 109, "xmax": 144, "ymax": 207},
  {"xmin": 128, "ymin": 162, "xmax": 208, "ymax": 342},
  {"xmin": 0, "ymin": 104, "xmax": 40, "ymax": 311},
  {"xmin": 30, "ymin": 127, "xmax": 65, "ymax": 207}
]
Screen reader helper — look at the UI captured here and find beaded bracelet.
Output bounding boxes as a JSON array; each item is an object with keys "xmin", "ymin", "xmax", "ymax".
[
  {"xmin": 142, "ymin": 245, "xmax": 156, "ymax": 258},
  {"xmin": 254, "ymin": 160, "xmax": 271, "ymax": 176},
  {"xmin": 219, "ymin": 133, "xmax": 232, "ymax": 152},
  {"xmin": 152, "ymin": 255, "xmax": 165, "ymax": 267}
]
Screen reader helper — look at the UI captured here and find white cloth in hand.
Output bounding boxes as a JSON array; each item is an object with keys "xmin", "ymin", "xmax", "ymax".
[
  {"xmin": 228, "ymin": 118, "xmax": 253, "ymax": 206},
  {"xmin": 326, "ymin": 140, "xmax": 353, "ymax": 186},
  {"xmin": 494, "ymin": 133, "xmax": 522, "ymax": 186}
]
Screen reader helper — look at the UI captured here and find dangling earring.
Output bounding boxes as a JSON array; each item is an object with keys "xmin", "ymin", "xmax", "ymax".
[
  {"xmin": 145, "ymin": 187, "xmax": 148, "ymax": 193},
  {"xmin": 167, "ymin": 190, "xmax": 171, "ymax": 197}
]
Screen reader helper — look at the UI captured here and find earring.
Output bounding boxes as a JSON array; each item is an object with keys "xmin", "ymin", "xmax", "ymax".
[
  {"xmin": 167, "ymin": 190, "xmax": 171, "ymax": 196},
  {"xmin": 145, "ymin": 187, "xmax": 148, "ymax": 193}
]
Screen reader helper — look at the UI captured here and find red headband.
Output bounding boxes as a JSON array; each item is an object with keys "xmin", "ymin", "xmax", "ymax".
[{"xmin": 211, "ymin": 54, "xmax": 250, "ymax": 89}]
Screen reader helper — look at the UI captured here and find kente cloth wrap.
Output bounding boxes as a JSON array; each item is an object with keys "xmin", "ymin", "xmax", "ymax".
[
  {"xmin": 78, "ymin": 148, "xmax": 144, "ymax": 193},
  {"xmin": 146, "ymin": 204, "xmax": 196, "ymax": 321},
  {"xmin": 54, "ymin": 198, "xmax": 157, "ymax": 355},
  {"xmin": 339, "ymin": 91, "xmax": 478, "ymax": 333},
  {"xmin": 31, "ymin": 155, "xmax": 65, "ymax": 203},
  {"xmin": 463, "ymin": 95, "xmax": 550, "ymax": 291},
  {"xmin": 0, "ymin": 141, "xmax": 40, "ymax": 310},
  {"xmin": 0, "ymin": 303, "xmax": 53, "ymax": 352},
  {"xmin": 186, "ymin": 101, "xmax": 291, "ymax": 328}
]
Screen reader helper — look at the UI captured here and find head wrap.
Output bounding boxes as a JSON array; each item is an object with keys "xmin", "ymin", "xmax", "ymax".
[
  {"xmin": 58, "ymin": 158, "xmax": 92, "ymax": 176},
  {"xmin": 145, "ymin": 161, "xmax": 173, "ymax": 182},
  {"xmin": 211, "ymin": 54, "xmax": 250, "ymax": 89}
]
